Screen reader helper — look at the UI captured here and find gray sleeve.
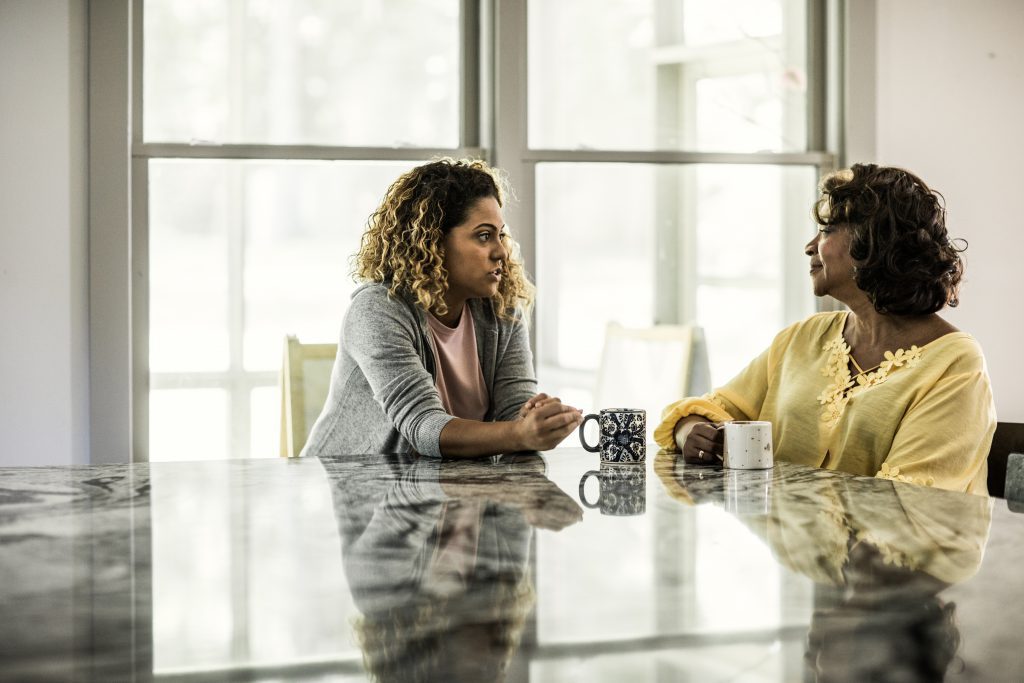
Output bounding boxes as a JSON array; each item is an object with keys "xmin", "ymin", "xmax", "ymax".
[
  {"xmin": 344, "ymin": 290, "xmax": 454, "ymax": 458},
  {"xmin": 490, "ymin": 312, "xmax": 538, "ymax": 422},
  {"xmin": 361, "ymin": 459, "xmax": 447, "ymax": 540}
]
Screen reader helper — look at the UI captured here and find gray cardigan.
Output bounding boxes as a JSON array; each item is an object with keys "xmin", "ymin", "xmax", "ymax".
[{"xmin": 301, "ymin": 283, "xmax": 537, "ymax": 458}]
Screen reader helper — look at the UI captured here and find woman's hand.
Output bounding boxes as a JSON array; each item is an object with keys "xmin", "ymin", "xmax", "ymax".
[
  {"xmin": 517, "ymin": 478, "xmax": 584, "ymax": 530},
  {"xmin": 675, "ymin": 415, "xmax": 724, "ymax": 465},
  {"xmin": 518, "ymin": 392, "xmax": 550, "ymax": 418},
  {"xmin": 514, "ymin": 394, "xmax": 583, "ymax": 452},
  {"xmin": 438, "ymin": 394, "xmax": 582, "ymax": 457}
]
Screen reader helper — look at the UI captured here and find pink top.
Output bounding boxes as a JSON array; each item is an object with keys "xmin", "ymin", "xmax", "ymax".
[
  {"xmin": 425, "ymin": 501, "xmax": 483, "ymax": 596},
  {"xmin": 426, "ymin": 306, "xmax": 490, "ymax": 421}
]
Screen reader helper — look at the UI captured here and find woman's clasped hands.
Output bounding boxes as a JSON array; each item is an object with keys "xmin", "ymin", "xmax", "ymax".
[{"xmin": 515, "ymin": 393, "xmax": 583, "ymax": 452}]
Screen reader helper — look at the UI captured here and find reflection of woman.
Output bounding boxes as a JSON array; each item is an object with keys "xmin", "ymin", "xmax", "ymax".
[
  {"xmin": 321, "ymin": 454, "xmax": 581, "ymax": 682},
  {"xmin": 762, "ymin": 477, "xmax": 991, "ymax": 590},
  {"xmin": 653, "ymin": 450, "xmax": 992, "ymax": 588},
  {"xmin": 775, "ymin": 480, "xmax": 991, "ymax": 683},
  {"xmin": 352, "ymin": 498, "xmax": 535, "ymax": 683},
  {"xmin": 654, "ymin": 450, "xmax": 992, "ymax": 682},
  {"xmin": 304, "ymin": 159, "xmax": 581, "ymax": 459},
  {"xmin": 804, "ymin": 559, "xmax": 963, "ymax": 683},
  {"xmin": 656, "ymin": 164, "xmax": 996, "ymax": 493}
]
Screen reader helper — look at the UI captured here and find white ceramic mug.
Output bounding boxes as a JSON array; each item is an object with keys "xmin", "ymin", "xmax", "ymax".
[{"xmin": 723, "ymin": 421, "xmax": 773, "ymax": 470}]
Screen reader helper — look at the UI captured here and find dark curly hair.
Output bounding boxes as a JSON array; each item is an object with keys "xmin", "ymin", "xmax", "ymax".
[
  {"xmin": 354, "ymin": 158, "xmax": 535, "ymax": 320},
  {"xmin": 814, "ymin": 164, "xmax": 966, "ymax": 315}
]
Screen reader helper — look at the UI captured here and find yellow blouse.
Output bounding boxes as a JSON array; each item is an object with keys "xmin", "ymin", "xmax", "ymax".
[{"xmin": 654, "ymin": 312, "xmax": 996, "ymax": 494}]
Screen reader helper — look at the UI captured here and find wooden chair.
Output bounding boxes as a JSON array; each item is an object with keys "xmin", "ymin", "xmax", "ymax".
[
  {"xmin": 279, "ymin": 335, "xmax": 338, "ymax": 458},
  {"xmin": 986, "ymin": 421, "xmax": 1024, "ymax": 498},
  {"xmin": 593, "ymin": 322, "xmax": 710, "ymax": 441}
]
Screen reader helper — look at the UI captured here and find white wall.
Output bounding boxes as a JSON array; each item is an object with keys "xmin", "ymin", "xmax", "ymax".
[
  {"xmin": 0, "ymin": 0, "xmax": 89, "ymax": 466},
  {"xmin": 870, "ymin": 0, "xmax": 1024, "ymax": 421}
]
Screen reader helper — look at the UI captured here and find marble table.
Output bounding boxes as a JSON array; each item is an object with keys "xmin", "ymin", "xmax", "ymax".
[{"xmin": 2, "ymin": 446, "xmax": 1023, "ymax": 682}]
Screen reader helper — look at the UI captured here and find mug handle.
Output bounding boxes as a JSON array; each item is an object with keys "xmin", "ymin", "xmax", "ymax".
[
  {"xmin": 578, "ymin": 470, "xmax": 601, "ymax": 508},
  {"xmin": 578, "ymin": 413, "xmax": 601, "ymax": 452}
]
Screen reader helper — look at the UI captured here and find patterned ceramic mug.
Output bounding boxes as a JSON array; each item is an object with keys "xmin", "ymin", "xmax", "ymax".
[
  {"xmin": 578, "ymin": 408, "xmax": 646, "ymax": 464},
  {"xmin": 579, "ymin": 464, "xmax": 646, "ymax": 516}
]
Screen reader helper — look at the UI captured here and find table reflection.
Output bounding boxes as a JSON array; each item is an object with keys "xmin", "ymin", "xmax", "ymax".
[
  {"xmin": 655, "ymin": 451, "xmax": 992, "ymax": 682},
  {"xmin": 3, "ymin": 448, "xmax": 1021, "ymax": 682},
  {"xmin": 320, "ymin": 453, "xmax": 581, "ymax": 682}
]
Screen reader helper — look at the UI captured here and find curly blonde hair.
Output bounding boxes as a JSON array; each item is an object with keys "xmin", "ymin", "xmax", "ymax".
[{"xmin": 354, "ymin": 158, "xmax": 535, "ymax": 320}]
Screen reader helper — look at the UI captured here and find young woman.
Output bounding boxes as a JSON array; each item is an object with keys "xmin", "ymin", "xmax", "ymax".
[
  {"xmin": 655, "ymin": 164, "xmax": 996, "ymax": 493},
  {"xmin": 303, "ymin": 158, "xmax": 581, "ymax": 458}
]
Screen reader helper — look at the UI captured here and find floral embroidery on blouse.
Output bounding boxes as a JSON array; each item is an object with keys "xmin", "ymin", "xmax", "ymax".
[
  {"xmin": 875, "ymin": 462, "xmax": 936, "ymax": 488},
  {"xmin": 707, "ymin": 394, "xmax": 731, "ymax": 413},
  {"xmin": 855, "ymin": 527, "xmax": 919, "ymax": 571},
  {"xmin": 814, "ymin": 484, "xmax": 922, "ymax": 581},
  {"xmin": 817, "ymin": 337, "xmax": 923, "ymax": 426}
]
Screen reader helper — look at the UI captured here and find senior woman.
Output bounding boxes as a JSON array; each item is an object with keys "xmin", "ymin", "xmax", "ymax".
[
  {"xmin": 303, "ymin": 158, "xmax": 581, "ymax": 459},
  {"xmin": 654, "ymin": 164, "xmax": 996, "ymax": 494}
]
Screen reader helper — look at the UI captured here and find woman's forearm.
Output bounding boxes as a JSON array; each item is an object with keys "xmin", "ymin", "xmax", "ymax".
[
  {"xmin": 438, "ymin": 418, "xmax": 525, "ymax": 457},
  {"xmin": 437, "ymin": 398, "xmax": 582, "ymax": 457}
]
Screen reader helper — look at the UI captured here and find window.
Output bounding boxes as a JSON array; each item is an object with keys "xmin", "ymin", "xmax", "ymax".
[
  {"xmin": 140, "ymin": 0, "xmax": 473, "ymax": 461},
  {"xmin": 144, "ymin": 0, "xmax": 460, "ymax": 147},
  {"xmin": 535, "ymin": 163, "xmax": 817, "ymax": 397},
  {"xmin": 520, "ymin": 0, "xmax": 830, "ymax": 404},
  {"xmin": 146, "ymin": 158, "xmax": 416, "ymax": 460}
]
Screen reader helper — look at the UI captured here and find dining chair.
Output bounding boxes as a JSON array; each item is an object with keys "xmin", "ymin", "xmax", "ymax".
[
  {"xmin": 986, "ymin": 421, "xmax": 1024, "ymax": 498},
  {"xmin": 1006, "ymin": 453, "xmax": 1024, "ymax": 505},
  {"xmin": 593, "ymin": 322, "xmax": 710, "ymax": 441},
  {"xmin": 279, "ymin": 335, "xmax": 338, "ymax": 458}
]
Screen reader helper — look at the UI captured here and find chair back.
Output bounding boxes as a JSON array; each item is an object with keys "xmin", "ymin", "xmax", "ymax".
[
  {"xmin": 1007, "ymin": 453, "xmax": 1024, "ymax": 505},
  {"xmin": 280, "ymin": 335, "xmax": 338, "ymax": 458},
  {"xmin": 593, "ymin": 323, "xmax": 710, "ymax": 441},
  {"xmin": 987, "ymin": 421, "xmax": 1024, "ymax": 498}
]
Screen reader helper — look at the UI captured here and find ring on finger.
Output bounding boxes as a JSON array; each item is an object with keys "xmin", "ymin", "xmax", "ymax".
[{"xmin": 698, "ymin": 449, "xmax": 706, "ymax": 460}]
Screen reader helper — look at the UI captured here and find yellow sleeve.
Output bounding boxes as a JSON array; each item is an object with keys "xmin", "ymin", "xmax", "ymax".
[
  {"xmin": 876, "ymin": 369, "xmax": 996, "ymax": 494},
  {"xmin": 652, "ymin": 397, "xmax": 733, "ymax": 451},
  {"xmin": 653, "ymin": 344, "xmax": 773, "ymax": 451}
]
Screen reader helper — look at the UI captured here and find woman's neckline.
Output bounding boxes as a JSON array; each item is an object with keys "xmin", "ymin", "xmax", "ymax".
[
  {"xmin": 428, "ymin": 304, "xmax": 468, "ymax": 331},
  {"xmin": 837, "ymin": 310, "xmax": 966, "ymax": 356}
]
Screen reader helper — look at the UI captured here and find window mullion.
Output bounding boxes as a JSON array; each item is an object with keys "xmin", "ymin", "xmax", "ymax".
[
  {"xmin": 227, "ymin": 2, "xmax": 249, "ymax": 461},
  {"xmin": 227, "ymin": 165, "xmax": 248, "ymax": 457},
  {"xmin": 460, "ymin": 0, "xmax": 482, "ymax": 149}
]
